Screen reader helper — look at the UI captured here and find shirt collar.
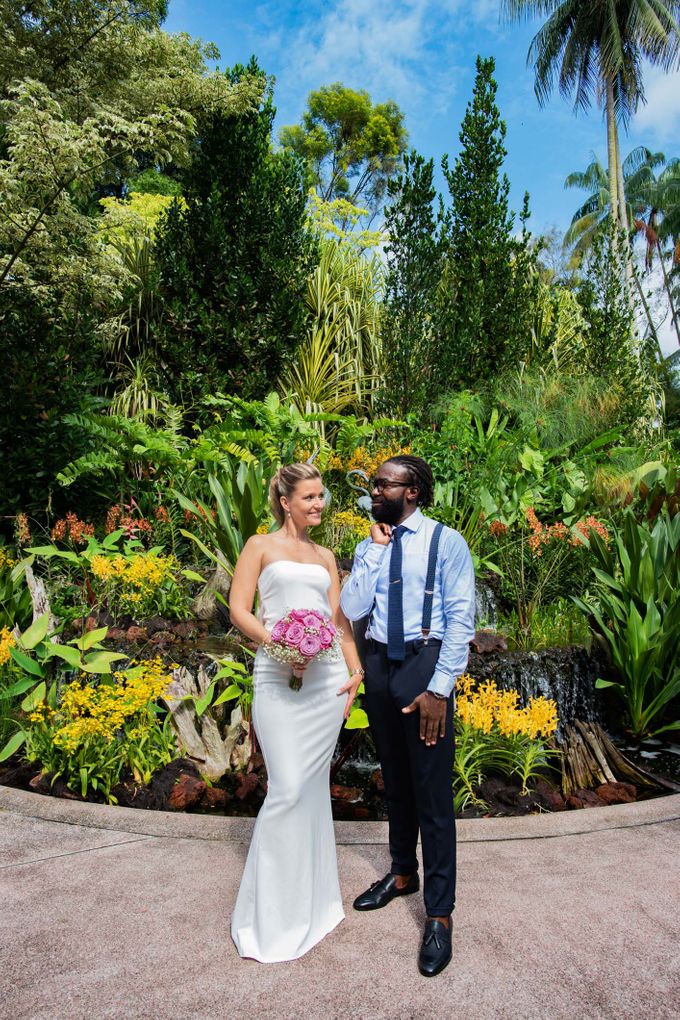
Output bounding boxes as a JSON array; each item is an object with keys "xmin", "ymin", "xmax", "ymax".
[{"xmin": 400, "ymin": 508, "xmax": 425, "ymax": 533}]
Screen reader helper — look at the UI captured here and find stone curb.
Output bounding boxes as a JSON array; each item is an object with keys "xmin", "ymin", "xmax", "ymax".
[{"xmin": 2, "ymin": 784, "xmax": 679, "ymax": 845}]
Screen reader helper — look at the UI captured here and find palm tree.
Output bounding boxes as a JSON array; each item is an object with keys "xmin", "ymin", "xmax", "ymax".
[
  {"xmin": 564, "ymin": 146, "xmax": 672, "ymax": 343},
  {"xmin": 564, "ymin": 147, "xmax": 665, "ymax": 256},
  {"xmin": 502, "ymin": 1, "xmax": 680, "ymax": 238},
  {"xmin": 634, "ymin": 157, "xmax": 680, "ymax": 342}
]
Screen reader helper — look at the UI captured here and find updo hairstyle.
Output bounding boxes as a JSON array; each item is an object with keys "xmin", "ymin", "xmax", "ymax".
[{"xmin": 268, "ymin": 463, "xmax": 323, "ymax": 526}]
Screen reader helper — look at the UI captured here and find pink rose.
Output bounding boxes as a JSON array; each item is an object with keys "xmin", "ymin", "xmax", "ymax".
[
  {"xmin": 319, "ymin": 626, "xmax": 334, "ymax": 649},
  {"xmin": 289, "ymin": 609, "xmax": 308, "ymax": 623},
  {"xmin": 284, "ymin": 622, "xmax": 305, "ymax": 647},
  {"xmin": 271, "ymin": 620, "xmax": 286, "ymax": 642},
  {"xmin": 300, "ymin": 633, "xmax": 321, "ymax": 657},
  {"xmin": 303, "ymin": 613, "xmax": 322, "ymax": 629}
]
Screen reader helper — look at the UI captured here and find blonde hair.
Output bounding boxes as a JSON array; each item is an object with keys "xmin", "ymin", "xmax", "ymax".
[{"xmin": 268, "ymin": 463, "xmax": 322, "ymax": 526}]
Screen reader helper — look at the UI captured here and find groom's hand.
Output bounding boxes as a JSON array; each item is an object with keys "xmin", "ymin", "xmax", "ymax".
[
  {"xmin": 402, "ymin": 692, "xmax": 447, "ymax": 746},
  {"xmin": 370, "ymin": 523, "xmax": 392, "ymax": 546}
]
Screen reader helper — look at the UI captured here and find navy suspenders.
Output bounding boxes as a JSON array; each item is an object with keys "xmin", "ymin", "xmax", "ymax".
[{"xmin": 422, "ymin": 522, "xmax": 444, "ymax": 642}]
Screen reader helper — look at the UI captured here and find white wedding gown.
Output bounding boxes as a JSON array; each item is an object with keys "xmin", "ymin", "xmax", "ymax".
[{"xmin": 231, "ymin": 561, "xmax": 347, "ymax": 962}]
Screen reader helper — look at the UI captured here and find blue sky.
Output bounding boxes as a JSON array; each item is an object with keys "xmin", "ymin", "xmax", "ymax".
[{"xmin": 164, "ymin": 0, "xmax": 680, "ymax": 238}]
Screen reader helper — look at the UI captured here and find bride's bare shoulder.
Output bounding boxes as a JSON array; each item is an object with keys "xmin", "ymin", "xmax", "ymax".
[{"xmin": 314, "ymin": 543, "xmax": 338, "ymax": 573}]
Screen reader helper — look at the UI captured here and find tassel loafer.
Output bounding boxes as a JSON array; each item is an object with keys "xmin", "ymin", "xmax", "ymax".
[
  {"xmin": 353, "ymin": 872, "xmax": 420, "ymax": 911},
  {"xmin": 418, "ymin": 919, "xmax": 452, "ymax": 977}
]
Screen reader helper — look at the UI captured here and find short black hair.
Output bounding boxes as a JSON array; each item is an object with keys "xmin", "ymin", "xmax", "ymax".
[{"xmin": 384, "ymin": 455, "xmax": 434, "ymax": 507}]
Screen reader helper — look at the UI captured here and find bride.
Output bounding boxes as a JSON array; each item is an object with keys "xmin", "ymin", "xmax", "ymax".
[{"xmin": 229, "ymin": 462, "xmax": 364, "ymax": 962}]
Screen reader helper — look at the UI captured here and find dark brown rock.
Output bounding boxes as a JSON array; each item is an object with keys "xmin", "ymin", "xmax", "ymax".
[
  {"xmin": 199, "ymin": 787, "xmax": 231, "ymax": 810},
  {"xmin": 168, "ymin": 773, "xmax": 206, "ymax": 810},
  {"xmin": 330, "ymin": 784, "xmax": 362, "ymax": 804},
  {"xmin": 235, "ymin": 772, "xmax": 261, "ymax": 801},
  {"xmin": 144, "ymin": 615, "xmax": 169, "ymax": 636},
  {"xmin": 566, "ymin": 789, "xmax": 607, "ymax": 809},
  {"xmin": 595, "ymin": 782, "xmax": 637, "ymax": 805},
  {"xmin": 534, "ymin": 777, "xmax": 567, "ymax": 812},
  {"xmin": 106, "ymin": 628, "xmax": 127, "ymax": 641},
  {"xmin": 149, "ymin": 630, "xmax": 177, "ymax": 645},
  {"xmin": 370, "ymin": 768, "xmax": 385, "ymax": 793},
  {"xmin": 171, "ymin": 620, "xmax": 199, "ymax": 640},
  {"xmin": 125, "ymin": 626, "xmax": 147, "ymax": 643},
  {"xmin": 470, "ymin": 630, "xmax": 508, "ymax": 654}
]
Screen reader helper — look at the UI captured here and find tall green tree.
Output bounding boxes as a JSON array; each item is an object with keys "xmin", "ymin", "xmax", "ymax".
[
  {"xmin": 0, "ymin": 2, "xmax": 258, "ymax": 518},
  {"xmin": 439, "ymin": 56, "xmax": 537, "ymax": 389},
  {"xmin": 577, "ymin": 221, "xmax": 653, "ymax": 424},
  {"xmin": 153, "ymin": 60, "xmax": 317, "ymax": 405},
  {"xmin": 279, "ymin": 83, "xmax": 407, "ymax": 229},
  {"xmin": 381, "ymin": 150, "xmax": 443, "ymax": 416}
]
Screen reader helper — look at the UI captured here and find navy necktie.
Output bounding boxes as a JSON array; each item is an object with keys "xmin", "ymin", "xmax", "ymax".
[{"xmin": 387, "ymin": 525, "xmax": 406, "ymax": 661}]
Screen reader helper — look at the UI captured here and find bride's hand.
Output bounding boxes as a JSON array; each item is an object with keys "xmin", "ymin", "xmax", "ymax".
[{"xmin": 337, "ymin": 672, "xmax": 363, "ymax": 719}]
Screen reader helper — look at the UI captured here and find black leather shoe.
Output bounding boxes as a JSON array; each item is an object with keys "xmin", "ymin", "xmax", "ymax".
[
  {"xmin": 353, "ymin": 872, "xmax": 420, "ymax": 911},
  {"xmin": 418, "ymin": 919, "xmax": 452, "ymax": 977}
]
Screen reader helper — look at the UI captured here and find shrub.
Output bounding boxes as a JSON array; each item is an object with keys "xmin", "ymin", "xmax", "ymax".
[{"xmin": 24, "ymin": 659, "xmax": 178, "ymax": 802}]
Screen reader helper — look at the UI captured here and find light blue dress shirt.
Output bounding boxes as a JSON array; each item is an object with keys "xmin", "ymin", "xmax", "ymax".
[{"xmin": 340, "ymin": 508, "xmax": 476, "ymax": 698}]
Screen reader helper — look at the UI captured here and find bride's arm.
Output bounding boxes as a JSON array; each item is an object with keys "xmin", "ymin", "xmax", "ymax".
[
  {"xmin": 229, "ymin": 536, "xmax": 272, "ymax": 646},
  {"xmin": 322, "ymin": 548, "xmax": 364, "ymax": 718}
]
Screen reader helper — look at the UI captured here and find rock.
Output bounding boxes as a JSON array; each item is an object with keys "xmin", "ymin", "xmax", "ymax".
[
  {"xmin": 370, "ymin": 768, "xmax": 385, "ymax": 793},
  {"xmin": 330, "ymin": 784, "xmax": 362, "ymax": 804},
  {"xmin": 168, "ymin": 773, "xmax": 207, "ymax": 811},
  {"xmin": 470, "ymin": 630, "xmax": 508, "ymax": 654},
  {"xmin": 534, "ymin": 777, "xmax": 566, "ymax": 812},
  {"xmin": 150, "ymin": 630, "xmax": 177, "ymax": 645},
  {"xmin": 595, "ymin": 782, "xmax": 637, "ymax": 805},
  {"xmin": 144, "ymin": 615, "xmax": 169, "ymax": 636},
  {"xmin": 566, "ymin": 789, "xmax": 607, "ymax": 809},
  {"xmin": 106, "ymin": 628, "xmax": 127, "ymax": 641},
  {"xmin": 125, "ymin": 626, "xmax": 147, "ymax": 643},
  {"xmin": 199, "ymin": 787, "xmax": 231, "ymax": 810},
  {"xmin": 171, "ymin": 620, "xmax": 199, "ymax": 640},
  {"xmin": 235, "ymin": 772, "xmax": 260, "ymax": 801}
]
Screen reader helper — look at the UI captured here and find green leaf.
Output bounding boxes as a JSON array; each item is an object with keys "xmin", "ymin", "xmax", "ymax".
[
  {"xmin": 81, "ymin": 651, "xmax": 127, "ymax": 674},
  {"xmin": 9, "ymin": 647, "xmax": 45, "ymax": 677},
  {"xmin": 21, "ymin": 681, "xmax": 46, "ymax": 712},
  {"xmin": 20, "ymin": 613, "xmax": 50, "ymax": 649},
  {"xmin": 595, "ymin": 678, "xmax": 621, "ymax": 690},
  {"xmin": 345, "ymin": 708, "xmax": 369, "ymax": 729},
  {"xmin": 181, "ymin": 569, "xmax": 207, "ymax": 583},
  {"xmin": 0, "ymin": 730, "xmax": 27, "ymax": 762},
  {"xmin": 45, "ymin": 644, "xmax": 82, "ymax": 667},
  {"xmin": 212, "ymin": 683, "xmax": 242, "ymax": 706},
  {"xmin": 78, "ymin": 627, "xmax": 109, "ymax": 650},
  {"xmin": 0, "ymin": 675, "xmax": 40, "ymax": 701}
]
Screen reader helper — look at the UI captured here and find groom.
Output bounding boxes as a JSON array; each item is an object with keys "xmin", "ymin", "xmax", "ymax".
[{"xmin": 340, "ymin": 455, "xmax": 475, "ymax": 977}]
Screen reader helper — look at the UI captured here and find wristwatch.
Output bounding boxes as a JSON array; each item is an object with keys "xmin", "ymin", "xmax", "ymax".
[{"xmin": 429, "ymin": 690, "xmax": 447, "ymax": 701}]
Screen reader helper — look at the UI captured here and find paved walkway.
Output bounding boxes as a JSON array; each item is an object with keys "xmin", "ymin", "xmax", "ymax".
[{"xmin": 1, "ymin": 787, "xmax": 679, "ymax": 1020}]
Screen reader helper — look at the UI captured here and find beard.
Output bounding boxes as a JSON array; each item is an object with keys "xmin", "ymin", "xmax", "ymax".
[{"xmin": 372, "ymin": 494, "xmax": 406, "ymax": 526}]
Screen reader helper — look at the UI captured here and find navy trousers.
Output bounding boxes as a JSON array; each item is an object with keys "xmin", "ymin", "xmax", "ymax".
[{"xmin": 364, "ymin": 639, "xmax": 456, "ymax": 917}]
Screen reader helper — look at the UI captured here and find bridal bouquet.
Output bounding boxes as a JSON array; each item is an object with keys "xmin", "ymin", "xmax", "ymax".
[{"xmin": 263, "ymin": 609, "xmax": 342, "ymax": 690}]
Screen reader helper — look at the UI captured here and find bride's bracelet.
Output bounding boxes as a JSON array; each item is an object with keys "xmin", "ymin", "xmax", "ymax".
[{"xmin": 349, "ymin": 666, "xmax": 365, "ymax": 680}]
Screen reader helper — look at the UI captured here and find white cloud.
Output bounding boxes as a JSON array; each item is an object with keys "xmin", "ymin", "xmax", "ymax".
[
  {"xmin": 632, "ymin": 65, "xmax": 680, "ymax": 144},
  {"xmin": 261, "ymin": 0, "xmax": 495, "ymax": 119}
]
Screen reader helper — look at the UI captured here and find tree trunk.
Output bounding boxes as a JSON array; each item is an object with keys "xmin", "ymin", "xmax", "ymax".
[
  {"xmin": 605, "ymin": 78, "xmax": 620, "ymax": 233},
  {"xmin": 655, "ymin": 238, "xmax": 680, "ymax": 347}
]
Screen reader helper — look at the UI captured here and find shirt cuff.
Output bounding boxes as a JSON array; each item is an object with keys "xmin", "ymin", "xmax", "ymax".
[{"xmin": 427, "ymin": 668, "xmax": 456, "ymax": 700}]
